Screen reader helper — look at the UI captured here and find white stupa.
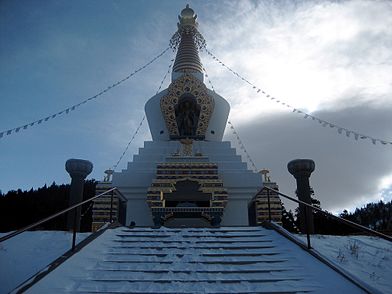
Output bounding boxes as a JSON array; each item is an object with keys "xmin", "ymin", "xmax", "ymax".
[{"xmin": 112, "ymin": 5, "xmax": 262, "ymax": 227}]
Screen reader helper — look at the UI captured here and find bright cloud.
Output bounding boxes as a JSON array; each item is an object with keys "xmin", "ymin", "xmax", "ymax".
[{"xmin": 201, "ymin": 0, "xmax": 392, "ymax": 120}]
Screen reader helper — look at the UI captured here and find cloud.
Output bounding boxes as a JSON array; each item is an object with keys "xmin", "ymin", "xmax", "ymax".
[
  {"xmin": 200, "ymin": 0, "xmax": 392, "ymax": 118},
  {"xmin": 195, "ymin": 0, "xmax": 392, "ymax": 212},
  {"xmin": 224, "ymin": 103, "xmax": 392, "ymax": 212}
]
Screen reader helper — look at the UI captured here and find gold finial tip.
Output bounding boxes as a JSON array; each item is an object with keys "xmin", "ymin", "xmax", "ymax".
[
  {"xmin": 177, "ymin": 4, "xmax": 198, "ymax": 29},
  {"xmin": 180, "ymin": 4, "xmax": 195, "ymax": 19}
]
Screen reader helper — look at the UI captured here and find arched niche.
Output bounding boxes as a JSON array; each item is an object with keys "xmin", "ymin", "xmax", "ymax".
[{"xmin": 175, "ymin": 94, "xmax": 201, "ymax": 138}]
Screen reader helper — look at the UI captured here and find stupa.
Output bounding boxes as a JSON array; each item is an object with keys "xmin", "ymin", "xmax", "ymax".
[{"xmin": 112, "ymin": 5, "xmax": 262, "ymax": 227}]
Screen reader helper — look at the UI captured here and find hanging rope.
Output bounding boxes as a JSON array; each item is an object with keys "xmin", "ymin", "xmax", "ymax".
[
  {"xmin": 156, "ymin": 58, "xmax": 175, "ymax": 94},
  {"xmin": 112, "ymin": 116, "xmax": 146, "ymax": 171},
  {"xmin": 0, "ymin": 47, "xmax": 170, "ymax": 140},
  {"xmin": 205, "ymin": 48, "xmax": 392, "ymax": 146},
  {"xmin": 203, "ymin": 65, "xmax": 258, "ymax": 172},
  {"xmin": 112, "ymin": 57, "xmax": 176, "ymax": 171},
  {"xmin": 228, "ymin": 121, "xmax": 258, "ymax": 172},
  {"xmin": 203, "ymin": 65, "xmax": 258, "ymax": 171},
  {"xmin": 202, "ymin": 66, "xmax": 216, "ymax": 93}
]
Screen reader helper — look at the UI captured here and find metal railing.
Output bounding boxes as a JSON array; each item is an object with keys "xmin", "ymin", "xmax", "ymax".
[
  {"xmin": 0, "ymin": 187, "xmax": 118, "ymax": 251},
  {"xmin": 263, "ymin": 186, "xmax": 392, "ymax": 249}
]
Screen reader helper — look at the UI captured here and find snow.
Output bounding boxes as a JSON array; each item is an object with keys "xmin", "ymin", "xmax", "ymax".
[
  {"xmin": 0, "ymin": 231, "xmax": 90, "ymax": 294},
  {"xmin": 296, "ymin": 234, "xmax": 392, "ymax": 294},
  {"xmin": 1, "ymin": 227, "xmax": 390, "ymax": 293},
  {"xmin": 25, "ymin": 227, "xmax": 362, "ymax": 293}
]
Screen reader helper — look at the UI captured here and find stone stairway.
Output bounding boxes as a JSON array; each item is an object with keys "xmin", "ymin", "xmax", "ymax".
[{"xmin": 26, "ymin": 226, "xmax": 364, "ymax": 293}]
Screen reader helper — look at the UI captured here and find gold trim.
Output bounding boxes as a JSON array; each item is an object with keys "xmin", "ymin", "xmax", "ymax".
[
  {"xmin": 147, "ymin": 163, "xmax": 228, "ymax": 210},
  {"xmin": 160, "ymin": 73, "xmax": 214, "ymax": 138}
]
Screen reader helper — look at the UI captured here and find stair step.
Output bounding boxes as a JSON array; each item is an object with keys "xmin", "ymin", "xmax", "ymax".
[
  {"xmin": 88, "ymin": 271, "xmax": 306, "ymax": 282},
  {"xmin": 73, "ymin": 280, "xmax": 316, "ymax": 293},
  {"xmin": 92, "ymin": 269, "xmax": 293, "ymax": 274},
  {"xmin": 75, "ymin": 289, "xmax": 311, "ymax": 294},
  {"xmin": 115, "ymin": 234, "xmax": 268, "ymax": 239},
  {"xmin": 185, "ymin": 235, "xmax": 267, "ymax": 238},
  {"xmin": 77, "ymin": 290, "xmax": 306, "ymax": 294},
  {"xmin": 75, "ymin": 291, "xmax": 309, "ymax": 294},
  {"xmin": 113, "ymin": 240, "xmax": 273, "ymax": 244},
  {"xmin": 26, "ymin": 226, "xmax": 359, "ymax": 294},
  {"xmin": 95, "ymin": 262, "xmax": 298, "ymax": 272},
  {"xmin": 88, "ymin": 278, "xmax": 304, "ymax": 283},
  {"xmin": 104, "ymin": 253, "xmax": 280, "ymax": 257},
  {"xmin": 110, "ymin": 245, "xmax": 275, "ymax": 250},
  {"xmin": 102, "ymin": 260, "xmax": 289, "ymax": 265},
  {"xmin": 105, "ymin": 248, "xmax": 278, "ymax": 254},
  {"xmin": 103, "ymin": 254, "xmax": 286, "ymax": 262},
  {"xmin": 120, "ymin": 228, "xmax": 263, "ymax": 233}
]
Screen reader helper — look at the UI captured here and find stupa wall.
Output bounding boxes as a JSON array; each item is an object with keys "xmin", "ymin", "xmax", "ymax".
[{"xmin": 113, "ymin": 140, "xmax": 261, "ymax": 226}]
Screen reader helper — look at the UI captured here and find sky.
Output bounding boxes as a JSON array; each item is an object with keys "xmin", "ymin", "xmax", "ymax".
[{"xmin": 1, "ymin": 0, "xmax": 391, "ymax": 213}]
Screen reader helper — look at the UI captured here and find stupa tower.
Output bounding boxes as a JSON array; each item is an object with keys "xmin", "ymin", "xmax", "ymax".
[
  {"xmin": 145, "ymin": 4, "xmax": 229, "ymax": 143},
  {"xmin": 113, "ymin": 5, "xmax": 262, "ymax": 227}
]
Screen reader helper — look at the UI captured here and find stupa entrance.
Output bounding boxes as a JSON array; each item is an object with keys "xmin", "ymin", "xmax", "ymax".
[
  {"xmin": 165, "ymin": 179, "xmax": 210, "ymax": 208},
  {"xmin": 147, "ymin": 162, "xmax": 228, "ymax": 227}
]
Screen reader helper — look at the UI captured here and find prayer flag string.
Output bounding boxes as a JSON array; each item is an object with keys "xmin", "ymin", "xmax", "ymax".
[
  {"xmin": 0, "ymin": 47, "xmax": 170, "ymax": 139},
  {"xmin": 205, "ymin": 48, "xmax": 392, "ymax": 147}
]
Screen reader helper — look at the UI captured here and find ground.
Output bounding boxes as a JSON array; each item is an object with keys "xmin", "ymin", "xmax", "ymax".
[
  {"xmin": 297, "ymin": 234, "xmax": 392, "ymax": 294},
  {"xmin": 0, "ymin": 230, "xmax": 390, "ymax": 293},
  {"xmin": 0, "ymin": 231, "xmax": 90, "ymax": 294}
]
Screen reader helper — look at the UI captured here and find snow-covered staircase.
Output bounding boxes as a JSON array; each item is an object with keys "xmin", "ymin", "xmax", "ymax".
[{"xmin": 26, "ymin": 226, "xmax": 363, "ymax": 293}]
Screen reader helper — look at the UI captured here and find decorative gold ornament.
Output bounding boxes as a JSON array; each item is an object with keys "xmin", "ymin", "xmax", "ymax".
[
  {"xmin": 180, "ymin": 138, "xmax": 193, "ymax": 156},
  {"xmin": 160, "ymin": 73, "xmax": 214, "ymax": 138},
  {"xmin": 147, "ymin": 162, "xmax": 228, "ymax": 213}
]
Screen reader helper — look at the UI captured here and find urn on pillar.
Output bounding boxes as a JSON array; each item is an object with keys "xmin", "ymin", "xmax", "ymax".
[
  {"xmin": 65, "ymin": 159, "xmax": 93, "ymax": 232},
  {"xmin": 287, "ymin": 159, "xmax": 315, "ymax": 234}
]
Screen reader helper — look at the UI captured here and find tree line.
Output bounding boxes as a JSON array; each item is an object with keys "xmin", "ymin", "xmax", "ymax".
[
  {"xmin": 0, "ymin": 180, "xmax": 96, "ymax": 233},
  {"xmin": 282, "ymin": 197, "xmax": 392, "ymax": 235},
  {"xmin": 1, "ymin": 181, "xmax": 391, "ymax": 235}
]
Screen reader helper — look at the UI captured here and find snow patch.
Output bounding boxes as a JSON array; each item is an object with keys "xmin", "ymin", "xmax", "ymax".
[
  {"xmin": 0, "ymin": 231, "xmax": 90, "ymax": 294},
  {"xmin": 297, "ymin": 234, "xmax": 392, "ymax": 294}
]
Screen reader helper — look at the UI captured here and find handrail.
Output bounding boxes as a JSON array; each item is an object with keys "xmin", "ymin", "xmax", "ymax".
[
  {"xmin": 263, "ymin": 186, "xmax": 392, "ymax": 243},
  {"xmin": 0, "ymin": 187, "xmax": 118, "ymax": 244}
]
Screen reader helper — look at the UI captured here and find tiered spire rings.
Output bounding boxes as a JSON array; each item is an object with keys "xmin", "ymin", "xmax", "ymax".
[{"xmin": 170, "ymin": 5, "xmax": 206, "ymax": 75}]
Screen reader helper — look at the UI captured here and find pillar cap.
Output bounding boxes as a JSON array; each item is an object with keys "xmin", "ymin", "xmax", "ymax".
[
  {"xmin": 65, "ymin": 159, "xmax": 93, "ymax": 179},
  {"xmin": 287, "ymin": 159, "xmax": 315, "ymax": 177}
]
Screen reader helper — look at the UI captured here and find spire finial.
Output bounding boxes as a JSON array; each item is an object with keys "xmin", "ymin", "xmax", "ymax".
[
  {"xmin": 170, "ymin": 5, "xmax": 205, "ymax": 51},
  {"xmin": 178, "ymin": 4, "xmax": 198, "ymax": 29},
  {"xmin": 170, "ymin": 5, "xmax": 206, "ymax": 81}
]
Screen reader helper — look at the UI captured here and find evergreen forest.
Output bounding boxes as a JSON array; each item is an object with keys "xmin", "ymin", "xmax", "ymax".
[
  {"xmin": 0, "ymin": 180, "xmax": 96, "ymax": 232},
  {"xmin": 0, "ymin": 181, "xmax": 391, "ymax": 235}
]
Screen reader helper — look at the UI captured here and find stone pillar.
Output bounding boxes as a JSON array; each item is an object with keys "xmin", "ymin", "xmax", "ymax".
[
  {"xmin": 287, "ymin": 159, "xmax": 315, "ymax": 234},
  {"xmin": 66, "ymin": 159, "xmax": 93, "ymax": 232}
]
